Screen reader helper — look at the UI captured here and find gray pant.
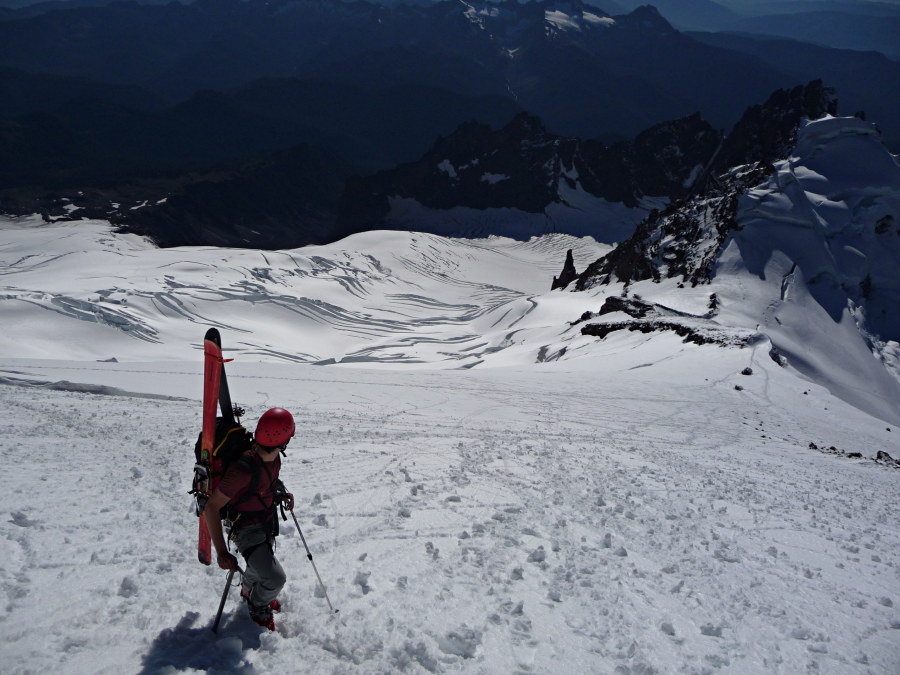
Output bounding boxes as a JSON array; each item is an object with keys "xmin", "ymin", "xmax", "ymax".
[{"xmin": 233, "ymin": 522, "xmax": 286, "ymax": 608}]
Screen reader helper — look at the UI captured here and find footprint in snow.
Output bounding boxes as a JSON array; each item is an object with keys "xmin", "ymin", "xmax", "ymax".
[
  {"xmin": 10, "ymin": 511, "xmax": 38, "ymax": 527},
  {"xmin": 701, "ymin": 623, "xmax": 724, "ymax": 638},
  {"xmin": 436, "ymin": 626, "xmax": 482, "ymax": 659},
  {"xmin": 353, "ymin": 570, "xmax": 373, "ymax": 595},
  {"xmin": 425, "ymin": 542, "xmax": 439, "ymax": 560},
  {"xmin": 527, "ymin": 546, "xmax": 545, "ymax": 563},
  {"xmin": 118, "ymin": 576, "xmax": 139, "ymax": 598}
]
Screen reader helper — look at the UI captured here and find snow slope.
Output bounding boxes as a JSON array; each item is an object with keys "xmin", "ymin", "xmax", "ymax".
[
  {"xmin": 715, "ymin": 116, "xmax": 900, "ymax": 426},
  {"xmin": 0, "ymin": 216, "xmax": 898, "ymax": 674},
  {"xmin": 571, "ymin": 116, "xmax": 900, "ymax": 427}
]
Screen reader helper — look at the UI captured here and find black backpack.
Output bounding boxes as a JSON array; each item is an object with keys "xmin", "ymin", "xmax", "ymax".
[{"xmin": 194, "ymin": 417, "xmax": 261, "ymax": 520}]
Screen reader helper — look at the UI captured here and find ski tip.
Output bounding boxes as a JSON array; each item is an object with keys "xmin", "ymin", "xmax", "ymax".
[{"xmin": 204, "ymin": 327, "xmax": 222, "ymax": 344}]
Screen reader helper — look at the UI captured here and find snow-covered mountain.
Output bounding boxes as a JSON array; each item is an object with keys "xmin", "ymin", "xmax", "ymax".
[
  {"xmin": 568, "ymin": 113, "xmax": 900, "ymax": 425},
  {"xmin": 2, "ymin": 107, "xmax": 899, "ymax": 430}
]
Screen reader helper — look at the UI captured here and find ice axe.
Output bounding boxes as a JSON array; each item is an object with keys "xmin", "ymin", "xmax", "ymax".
[{"xmin": 212, "ymin": 564, "xmax": 244, "ymax": 633}]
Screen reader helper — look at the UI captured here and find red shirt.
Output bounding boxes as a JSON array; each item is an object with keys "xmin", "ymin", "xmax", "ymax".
[{"xmin": 218, "ymin": 450, "xmax": 281, "ymax": 514}]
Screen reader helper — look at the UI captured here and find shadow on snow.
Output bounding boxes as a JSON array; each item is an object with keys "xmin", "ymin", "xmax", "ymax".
[{"xmin": 139, "ymin": 610, "xmax": 262, "ymax": 674}]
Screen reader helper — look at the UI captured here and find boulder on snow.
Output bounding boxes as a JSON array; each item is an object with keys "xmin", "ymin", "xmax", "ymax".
[
  {"xmin": 876, "ymin": 450, "xmax": 899, "ymax": 467},
  {"xmin": 597, "ymin": 296, "xmax": 653, "ymax": 318}
]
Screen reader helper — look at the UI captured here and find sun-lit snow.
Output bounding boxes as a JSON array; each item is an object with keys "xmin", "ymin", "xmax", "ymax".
[
  {"xmin": 0, "ymin": 288, "xmax": 897, "ymax": 674},
  {"xmin": 583, "ymin": 12, "xmax": 615, "ymax": 28},
  {"xmin": 545, "ymin": 9, "xmax": 582, "ymax": 31},
  {"xmin": 0, "ymin": 219, "xmax": 610, "ymax": 366},
  {"xmin": 544, "ymin": 8, "xmax": 614, "ymax": 32}
]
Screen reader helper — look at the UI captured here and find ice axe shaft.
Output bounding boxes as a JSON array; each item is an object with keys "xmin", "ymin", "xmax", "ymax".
[
  {"xmin": 212, "ymin": 564, "xmax": 243, "ymax": 633},
  {"xmin": 212, "ymin": 567, "xmax": 235, "ymax": 633}
]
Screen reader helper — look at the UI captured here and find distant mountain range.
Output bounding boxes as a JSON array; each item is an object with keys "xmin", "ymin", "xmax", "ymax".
[
  {"xmin": 336, "ymin": 110, "xmax": 722, "ymax": 242},
  {"xmin": 1, "ymin": 0, "xmax": 898, "ymax": 248},
  {"xmin": 616, "ymin": 1, "xmax": 900, "ymax": 57},
  {"xmin": 2, "ymin": 0, "xmax": 897, "ymax": 137},
  {"xmin": 37, "ymin": 80, "xmax": 848, "ymax": 249},
  {"xmin": 336, "ymin": 80, "xmax": 840, "ymax": 243}
]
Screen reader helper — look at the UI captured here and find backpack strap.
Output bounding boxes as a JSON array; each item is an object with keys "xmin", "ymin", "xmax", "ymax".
[
  {"xmin": 224, "ymin": 453, "xmax": 278, "ymax": 535},
  {"xmin": 232, "ymin": 454, "xmax": 261, "ymax": 507}
]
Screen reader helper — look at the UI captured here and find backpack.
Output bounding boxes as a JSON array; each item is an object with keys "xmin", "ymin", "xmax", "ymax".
[{"xmin": 194, "ymin": 417, "xmax": 261, "ymax": 521}]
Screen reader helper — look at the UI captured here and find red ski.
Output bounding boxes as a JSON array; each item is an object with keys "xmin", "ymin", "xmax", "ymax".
[{"xmin": 196, "ymin": 330, "xmax": 223, "ymax": 564}]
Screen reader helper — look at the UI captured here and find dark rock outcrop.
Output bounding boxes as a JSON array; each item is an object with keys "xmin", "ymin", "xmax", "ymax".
[
  {"xmin": 6, "ymin": 144, "xmax": 356, "ymax": 249},
  {"xmin": 552, "ymin": 250, "xmax": 578, "ymax": 290},
  {"xmin": 597, "ymin": 296, "xmax": 654, "ymax": 318},
  {"xmin": 580, "ymin": 319, "xmax": 753, "ymax": 347},
  {"xmin": 575, "ymin": 291, "xmax": 752, "ymax": 346},
  {"xmin": 713, "ymin": 79, "xmax": 837, "ymax": 175}
]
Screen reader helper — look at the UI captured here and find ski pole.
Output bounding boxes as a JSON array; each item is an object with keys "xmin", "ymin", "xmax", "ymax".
[
  {"xmin": 212, "ymin": 564, "xmax": 243, "ymax": 633},
  {"xmin": 289, "ymin": 508, "xmax": 338, "ymax": 614}
]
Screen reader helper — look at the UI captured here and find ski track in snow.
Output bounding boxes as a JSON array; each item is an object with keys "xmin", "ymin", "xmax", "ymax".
[{"xmin": 0, "ymin": 357, "xmax": 897, "ymax": 675}]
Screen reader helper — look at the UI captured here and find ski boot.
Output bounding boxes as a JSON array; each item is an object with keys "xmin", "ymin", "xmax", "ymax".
[
  {"xmin": 241, "ymin": 586, "xmax": 281, "ymax": 613},
  {"xmin": 248, "ymin": 603, "xmax": 275, "ymax": 631}
]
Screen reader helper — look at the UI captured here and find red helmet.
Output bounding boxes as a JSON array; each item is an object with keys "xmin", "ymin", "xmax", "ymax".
[{"xmin": 255, "ymin": 408, "xmax": 295, "ymax": 447}]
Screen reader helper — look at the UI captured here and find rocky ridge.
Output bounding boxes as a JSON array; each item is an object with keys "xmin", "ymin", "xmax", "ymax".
[
  {"xmin": 573, "ymin": 295, "xmax": 756, "ymax": 348},
  {"xmin": 569, "ymin": 81, "xmax": 839, "ymax": 290},
  {"xmin": 338, "ymin": 111, "xmax": 720, "ymax": 237}
]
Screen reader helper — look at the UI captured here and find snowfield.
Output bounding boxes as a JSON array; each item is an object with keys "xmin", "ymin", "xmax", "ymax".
[{"xmin": 0, "ymin": 212, "xmax": 898, "ymax": 674}]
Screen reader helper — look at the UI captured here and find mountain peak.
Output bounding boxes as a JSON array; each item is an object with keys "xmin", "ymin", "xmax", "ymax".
[
  {"xmin": 715, "ymin": 80, "xmax": 838, "ymax": 172},
  {"xmin": 617, "ymin": 4, "xmax": 675, "ymax": 31},
  {"xmin": 504, "ymin": 111, "xmax": 549, "ymax": 137}
]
